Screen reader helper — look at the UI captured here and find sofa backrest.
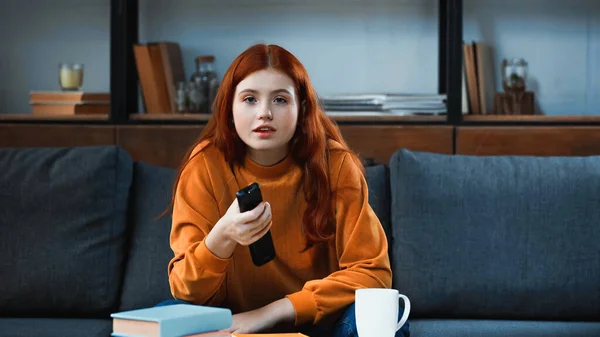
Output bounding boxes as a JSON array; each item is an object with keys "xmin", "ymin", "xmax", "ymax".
[
  {"xmin": 0, "ymin": 146, "xmax": 132, "ymax": 317},
  {"xmin": 389, "ymin": 149, "xmax": 600, "ymax": 321},
  {"xmin": 364, "ymin": 164, "xmax": 392, "ymax": 254},
  {"xmin": 118, "ymin": 162, "xmax": 176, "ymax": 311}
]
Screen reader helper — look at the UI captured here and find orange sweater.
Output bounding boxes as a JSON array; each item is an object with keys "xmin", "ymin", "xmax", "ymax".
[{"xmin": 168, "ymin": 140, "xmax": 392, "ymax": 326}]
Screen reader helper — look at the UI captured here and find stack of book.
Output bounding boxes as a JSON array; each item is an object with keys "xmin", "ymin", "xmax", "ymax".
[
  {"xmin": 320, "ymin": 93, "xmax": 447, "ymax": 115},
  {"xmin": 29, "ymin": 91, "xmax": 110, "ymax": 116}
]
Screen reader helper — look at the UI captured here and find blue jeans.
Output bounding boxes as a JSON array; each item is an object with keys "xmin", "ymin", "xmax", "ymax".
[{"xmin": 155, "ymin": 300, "xmax": 410, "ymax": 337}]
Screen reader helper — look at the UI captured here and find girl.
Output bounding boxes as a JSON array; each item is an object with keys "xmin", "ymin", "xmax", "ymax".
[{"xmin": 166, "ymin": 43, "xmax": 409, "ymax": 337}]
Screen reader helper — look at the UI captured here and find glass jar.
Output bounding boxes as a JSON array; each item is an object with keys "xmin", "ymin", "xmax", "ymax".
[
  {"xmin": 176, "ymin": 81, "xmax": 189, "ymax": 113},
  {"xmin": 502, "ymin": 58, "xmax": 527, "ymax": 92},
  {"xmin": 187, "ymin": 81, "xmax": 206, "ymax": 113},
  {"xmin": 59, "ymin": 63, "xmax": 84, "ymax": 91},
  {"xmin": 190, "ymin": 55, "xmax": 219, "ymax": 113}
]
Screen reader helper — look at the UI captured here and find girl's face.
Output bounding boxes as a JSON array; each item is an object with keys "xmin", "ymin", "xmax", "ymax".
[{"xmin": 232, "ymin": 68, "xmax": 299, "ymax": 166}]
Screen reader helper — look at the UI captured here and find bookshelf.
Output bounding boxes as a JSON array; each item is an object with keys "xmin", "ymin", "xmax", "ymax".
[
  {"xmin": 109, "ymin": 0, "xmax": 599, "ymax": 126},
  {"xmin": 1, "ymin": 0, "xmax": 598, "ymax": 127},
  {"xmin": 4, "ymin": 0, "xmax": 600, "ymax": 168},
  {"xmin": 107, "ymin": 0, "xmax": 463, "ymax": 125}
]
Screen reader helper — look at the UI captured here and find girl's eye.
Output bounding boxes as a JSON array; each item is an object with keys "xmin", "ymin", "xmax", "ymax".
[
  {"xmin": 243, "ymin": 96, "xmax": 257, "ymax": 103},
  {"xmin": 274, "ymin": 97, "xmax": 287, "ymax": 104}
]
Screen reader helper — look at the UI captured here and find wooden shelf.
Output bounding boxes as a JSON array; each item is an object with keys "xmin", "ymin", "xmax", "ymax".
[
  {"xmin": 463, "ymin": 115, "xmax": 600, "ymax": 123},
  {"xmin": 129, "ymin": 113, "xmax": 447, "ymax": 123},
  {"xmin": 0, "ymin": 113, "xmax": 109, "ymax": 121}
]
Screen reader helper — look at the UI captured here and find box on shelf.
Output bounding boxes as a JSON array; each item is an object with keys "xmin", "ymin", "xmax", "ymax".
[{"xmin": 493, "ymin": 91, "xmax": 535, "ymax": 115}]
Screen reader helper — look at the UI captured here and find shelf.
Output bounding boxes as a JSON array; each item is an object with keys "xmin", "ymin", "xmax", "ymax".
[
  {"xmin": 0, "ymin": 114, "xmax": 110, "ymax": 121},
  {"xmin": 129, "ymin": 113, "xmax": 447, "ymax": 123}
]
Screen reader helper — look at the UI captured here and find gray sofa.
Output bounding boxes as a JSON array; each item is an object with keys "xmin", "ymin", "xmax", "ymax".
[{"xmin": 0, "ymin": 145, "xmax": 599, "ymax": 337}]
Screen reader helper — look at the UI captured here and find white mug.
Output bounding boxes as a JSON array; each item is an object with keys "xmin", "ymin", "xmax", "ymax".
[{"xmin": 355, "ymin": 288, "xmax": 411, "ymax": 337}]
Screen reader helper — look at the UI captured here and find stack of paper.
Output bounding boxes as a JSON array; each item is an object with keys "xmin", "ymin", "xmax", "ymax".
[{"xmin": 320, "ymin": 93, "xmax": 447, "ymax": 115}]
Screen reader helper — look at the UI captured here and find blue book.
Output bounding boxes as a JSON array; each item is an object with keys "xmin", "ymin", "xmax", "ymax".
[{"xmin": 111, "ymin": 304, "xmax": 232, "ymax": 337}]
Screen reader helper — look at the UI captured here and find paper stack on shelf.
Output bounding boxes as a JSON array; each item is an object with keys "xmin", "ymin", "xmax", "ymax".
[{"xmin": 320, "ymin": 93, "xmax": 447, "ymax": 115}]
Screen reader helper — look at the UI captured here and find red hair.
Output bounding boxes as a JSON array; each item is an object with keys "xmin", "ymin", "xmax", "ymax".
[{"xmin": 168, "ymin": 44, "xmax": 363, "ymax": 247}]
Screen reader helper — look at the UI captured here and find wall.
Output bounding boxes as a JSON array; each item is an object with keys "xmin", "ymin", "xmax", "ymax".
[
  {"xmin": 138, "ymin": 0, "xmax": 440, "ymax": 101},
  {"xmin": 0, "ymin": 0, "xmax": 598, "ymax": 115}
]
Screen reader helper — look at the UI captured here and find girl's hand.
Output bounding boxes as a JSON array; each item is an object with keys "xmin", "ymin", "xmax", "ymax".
[
  {"xmin": 221, "ymin": 298, "xmax": 295, "ymax": 334},
  {"xmin": 205, "ymin": 198, "xmax": 272, "ymax": 259},
  {"xmin": 223, "ymin": 306, "xmax": 278, "ymax": 334},
  {"xmin": 219, "ymin": 198, "xmax": 272, "ymax": 246}
]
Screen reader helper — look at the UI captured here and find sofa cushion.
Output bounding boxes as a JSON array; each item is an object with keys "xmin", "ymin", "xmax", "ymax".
[
  {"xmin": 365, "ymin": 164, "xmax": 391, "ymax": 245},
  {"xmin": 0, "ymin": 318, "xmax": 111, "ymax": 337},
  {"xmin": 390, "ymin": 149, "xmax": 600, "ymax": 321},
  {"xmin": 0, "ymin": 146, "xmax": 132, "ymax": 316},
  {"xmin": 118, "ymin": 162, "xmax": 176, "ymax": 311},
  {"xmin": 410, "ymin": 319, "xmax": 600, "ymax": 337}
]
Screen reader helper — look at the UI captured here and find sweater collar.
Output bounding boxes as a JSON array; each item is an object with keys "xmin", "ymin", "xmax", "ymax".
[{"xmin": 242, "ymin": 153, "xmax": 297, "ymax": 179}]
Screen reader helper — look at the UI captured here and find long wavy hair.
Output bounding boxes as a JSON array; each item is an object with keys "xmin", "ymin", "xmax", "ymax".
[{"xmin": 167, "ymin": 44, "xmax": 363, "ymax": 247}]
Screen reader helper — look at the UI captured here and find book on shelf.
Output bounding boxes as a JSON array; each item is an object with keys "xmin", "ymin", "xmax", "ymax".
[
  {"xmin": 29, "ymin": 91, "xmax": 110, "ymax": 116},
  {"xmin": 463, "ymin": 41, "xmax": 496, "ymax": 114},
  {"xmin": 31, "ymin": 103, "xmax": 109, "ymax": 116},
  {"xmin": 110, "ymin": 304, "xmax": 232, "ymax": 337},
  {"xmin": 134, "ymin": 41, "xmax": 185, "ymax": 114},
  {"xmin": 29, "ymin": 91, "xmax": 110, "ymax": 104}
]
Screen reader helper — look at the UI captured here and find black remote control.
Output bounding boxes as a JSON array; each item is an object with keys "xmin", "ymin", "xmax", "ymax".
[{"xmin": 236, "ymin": 182, "xmax": 276, "ymax": 266}]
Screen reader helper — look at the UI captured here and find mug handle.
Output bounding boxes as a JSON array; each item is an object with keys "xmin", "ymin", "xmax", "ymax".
[{"xmin": 396, "ymin": 294, "xmax": 411, "ymax": 331}]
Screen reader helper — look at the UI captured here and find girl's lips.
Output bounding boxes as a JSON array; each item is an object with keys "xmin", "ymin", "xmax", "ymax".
[
  {"xmin": 254, "ymin": 130, "xmax": 275, "ymax": 138},
  {"xmin": 253, "ymin": 124, "xmax": 276, "ymax": 132}
]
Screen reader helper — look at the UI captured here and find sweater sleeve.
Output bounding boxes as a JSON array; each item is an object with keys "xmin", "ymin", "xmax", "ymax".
[
  {"xmin": 167, "ymin": 151, "xmax": 230, "ymax": 306},
  {"xmin": 286, "ymin": 153, "xmax": 393, "ymax": 325}
]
